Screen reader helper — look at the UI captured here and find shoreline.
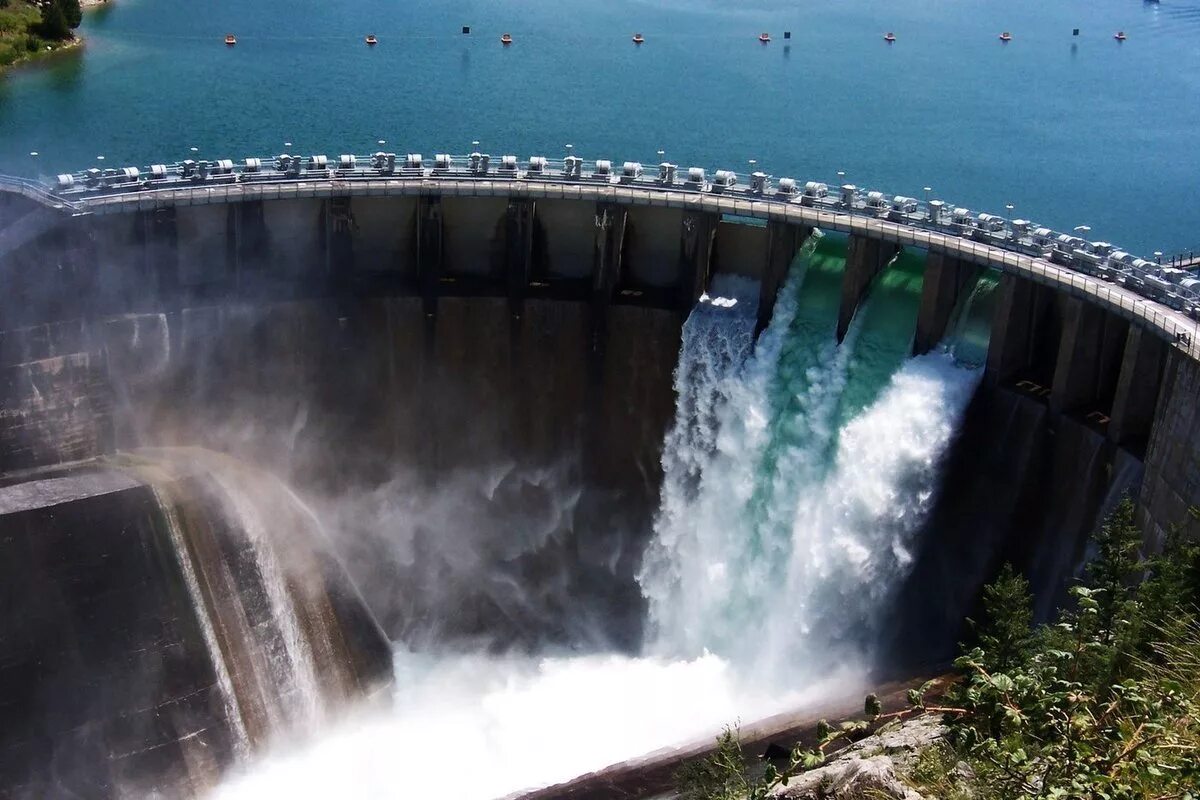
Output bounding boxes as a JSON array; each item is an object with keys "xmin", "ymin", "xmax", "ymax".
[{"xmin": 0, "ymin": 35, "xmax": 84, "ymax": 77}]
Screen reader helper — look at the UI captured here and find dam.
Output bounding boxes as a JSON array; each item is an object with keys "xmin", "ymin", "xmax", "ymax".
[{"xmin": 2, "ymin": 152, "xmax": 1199, "ymax": 797}]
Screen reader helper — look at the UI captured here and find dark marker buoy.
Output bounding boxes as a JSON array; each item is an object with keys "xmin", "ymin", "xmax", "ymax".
[
  {"xmin": 1073, "ymin": 28, "xmax": 1080, "ymax": 36},
  {"xmin": 462, "ymin": 25, "xmax": 471, "ymax": 35},
  {"xmin": 783, "ymin": 31, "xmax": 791, "ymax": 40}
]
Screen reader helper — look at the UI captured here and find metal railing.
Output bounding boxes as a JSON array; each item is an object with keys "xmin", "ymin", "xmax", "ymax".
[
  {"xmin": 0, "ymin": 174, "xmax": 82, "ymax": 213},
  {"xmin": 8, "ymin": 151, "xmax": 1200, "ymax": 361}
]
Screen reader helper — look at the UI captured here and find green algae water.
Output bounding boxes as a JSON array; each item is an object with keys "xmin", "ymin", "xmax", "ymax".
[
  {"xmin": 835, "ymin": 248, "xmax": 927, "ymax": 433},
  {"xmin": 1, "ymin": 0, "xmax": 1198, "ymax": 253}
]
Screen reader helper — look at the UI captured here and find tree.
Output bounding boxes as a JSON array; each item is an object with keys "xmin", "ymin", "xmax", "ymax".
[
  {"xmin": 58, "ymin": 0, "xmax": 81, "ymax": 30},
  {"xmin": 967, "ymin": 562, "xmax": 1033, "ymax": 674},
  {"xmin": 1086, "ymin": 497, "xmax": 1143, "ymax": 641},
  {"xmin": 38, "ymin": 0, "xmax": 71, "ymax": 41}
]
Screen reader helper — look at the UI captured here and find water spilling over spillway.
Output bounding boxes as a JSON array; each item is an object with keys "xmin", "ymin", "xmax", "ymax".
[{"xmin": 643, "ymin": 236, "xmax": 988, "ymax": 681}]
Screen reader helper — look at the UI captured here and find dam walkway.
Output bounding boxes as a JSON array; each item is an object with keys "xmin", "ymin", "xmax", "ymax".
[{"xmin": 13, "ymin": 153, "xmax": 1200, "ymax": 365}]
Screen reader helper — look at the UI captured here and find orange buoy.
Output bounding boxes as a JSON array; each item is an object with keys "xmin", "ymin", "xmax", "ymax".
[
  {"xmin": 632, "ymin": 33, "xmax": 645, "ymax": 44},
  {"xmin": 884, "ymin": 32, "xmax": 896, "ymax": 42},
  {"xmin": 365, "ymin": 34, "xmax": 378, "ymax": 46},
  {"xmin": 758, "ymin": 32, "xmax": 771, "ymax": 43},
  {"xmin": 999, "ymin": 31, "xmax": 1012, "ymax": 42},
  {"xmin": 224, "ymin": 34, "xmax": 237, "ymax": 46},
  {"xmin": 501, "ymin": 33, "xmax": 513, "ymax": 45},
  {"xmin": 1114, "ymin": 30, "xmax": 1127, "ymax": 41}
]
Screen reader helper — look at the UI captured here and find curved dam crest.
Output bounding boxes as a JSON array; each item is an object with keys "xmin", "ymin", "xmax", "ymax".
[{"xmin": 2, "ymin": 164, "xmax": 1199, "ymax": 796}]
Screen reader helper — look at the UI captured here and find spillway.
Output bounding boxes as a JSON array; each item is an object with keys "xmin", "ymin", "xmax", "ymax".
[{"xmin": 643, "ymin": 235, "xmax": 991, "ymax": 684}]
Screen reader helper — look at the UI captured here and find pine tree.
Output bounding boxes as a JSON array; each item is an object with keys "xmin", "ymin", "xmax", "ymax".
[
  {"xmin": 1086, "ymin": 497, "xmax": 1142, "ymax": 643},
  {"xmin": 39, "ymin": 0, "xmax": 71, "ymax": 41},
  {"xmin": 58, "ymin": 0, "xmax": 82, "ymax": 30},
  {"xmin": 969, "ymin": 562, "xmax": 1033, "ymax": 674}
]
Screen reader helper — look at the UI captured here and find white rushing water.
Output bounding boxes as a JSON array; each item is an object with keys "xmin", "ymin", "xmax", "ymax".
[{"xmin": 215, "ymin": 249, "xmax": 993, "ymax": 799}]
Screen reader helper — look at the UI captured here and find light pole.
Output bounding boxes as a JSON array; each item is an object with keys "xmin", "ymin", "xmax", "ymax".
[{"xmin": 29, "ymin": 151, "xmax": 38, "ymax": 177}]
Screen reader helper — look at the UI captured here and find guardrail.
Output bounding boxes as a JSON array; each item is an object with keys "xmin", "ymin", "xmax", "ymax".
[
  {"xmin": 8, "ymin": 151, "xmax": 1200, "ymax": 361},
  {"xmin": 0, "ymin": 174, "xmax": 82, "ymax": 212}
]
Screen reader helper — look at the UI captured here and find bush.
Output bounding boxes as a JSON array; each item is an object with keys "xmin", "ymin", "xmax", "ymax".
[
  {"xmin": 937, "ymin": 500, "xmax": 1200, "ymax": 799},
  {"xmin": 678, "ymin": 501, "xmax": 1200, "ymax": 800}
]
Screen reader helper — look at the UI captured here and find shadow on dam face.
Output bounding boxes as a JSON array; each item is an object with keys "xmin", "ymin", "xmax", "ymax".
[{"xmin": 93, "ymin": 296, "xmax": 683, "ymax": 652}]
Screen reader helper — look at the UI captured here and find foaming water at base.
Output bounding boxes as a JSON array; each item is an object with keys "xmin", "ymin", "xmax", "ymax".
[{"xmin": 213, "ymin": 650, "xmax": 863, "ymax": 800}]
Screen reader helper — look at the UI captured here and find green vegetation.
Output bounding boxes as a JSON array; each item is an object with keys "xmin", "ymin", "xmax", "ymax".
[
  {"xmin": 678, "ymin": 499, "xmax": 1200, "ymax": 799},
  {"xmin": 0, "ymin": 0, "xmax": 82, "ymax": 72}
]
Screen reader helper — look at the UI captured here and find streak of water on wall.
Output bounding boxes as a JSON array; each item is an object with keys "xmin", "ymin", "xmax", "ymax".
[{"xmin": 147, "ymin": 480, "xmax": 253, "ymax": 758}]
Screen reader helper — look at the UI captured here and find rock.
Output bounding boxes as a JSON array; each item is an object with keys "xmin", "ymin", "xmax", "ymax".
[
  {"xmin": 772, "ymin": 756, "xmax": 924, "ymax": 799},
  {"xmin": 770, "ymin": 714, "xmax": 945, "ymax": 800}
]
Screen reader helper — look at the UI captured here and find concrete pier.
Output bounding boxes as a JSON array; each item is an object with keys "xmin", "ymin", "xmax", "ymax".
[
  {"xmin": 838, "ymin": 235, "xmax": 900, "ymax": 343},
  {"xmin": 1049, "ymin": 296, "xmax": 1127, "ymax": 416},
  {"xmin": 986, "ymin": 273, "xmax": 1062, "ymax": 389},
  {"xmin": 758, "ymin": 222, "xmax": 808, "ymax": 335},
  {"xmin": 506, "ymin": 200, "xmax": 536, "ymax": 316},
  {"xmin": 1109, "ymin": 325, "xmax": 1168, "ymax": 450},
  {"xmin": 1140, "ymin": 349, "xmax": 1200, "ymax": 540},
  {"xmin": 676, "ymin": 210, "xmax": 716, "ymax": 313},
  {"xmin": 591, "ymin": 203, "xmax": 628, "ymax": 352},
  {"xmin": 329, "ymin": 196, "xmax": 356, "ymax": 288},
  {"xmin": 914, "ymin": 252, "xmax": 979, "ymax": 356},
  {"xmin": 417, "ymin": 195, "xmax": 443, "ymax": 316}
]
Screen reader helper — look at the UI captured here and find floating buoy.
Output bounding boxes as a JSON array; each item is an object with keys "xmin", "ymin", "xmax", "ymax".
[
  {"xmin": 501, "ymin": 33, "xmax": 513, "ymax": 45},
  {"xmin": 884, "ymin": 32, "xmax": 896, "ymax": 42},
  {"xmin": 999, "ymin": 31, "xmax": 1012, "ymax": 42},
  {"xmin": 632, "ymin": 33, "xmax": 645, "ymax": 44},
  {"xmin": 1114, "ymin": 30, "xmax": 1127, "ymax": 41},
  {"xmin": 224, "ymin": 34, "xmax": 237, "ymax": 46},
  {"xmin": 365, "ymin": 34, "xmax": 378, "ymax": 46},
  {"xmin": 759, "ymin": 32, "xmax": 771, "ymax": 43}
]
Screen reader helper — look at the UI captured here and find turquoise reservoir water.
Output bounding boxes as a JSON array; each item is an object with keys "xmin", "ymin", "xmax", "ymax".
[{"xmin": 1, "ymin": 0, "xmax": 1198, "ymax": 253}]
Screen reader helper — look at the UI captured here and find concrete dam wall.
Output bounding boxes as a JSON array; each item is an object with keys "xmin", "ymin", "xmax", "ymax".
[
  {"xmin": 2, "ymin": 179, "xmax": 1199, "ymax": 795},
  {"xmin": 0, "ymin": 452, "xmax": 392, "ymax": 797}
]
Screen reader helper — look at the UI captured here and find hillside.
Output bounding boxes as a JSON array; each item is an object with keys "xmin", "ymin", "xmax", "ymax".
[{"xmin": 0, "ymin": 0, "xmax": 81, "ymax": 72}]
